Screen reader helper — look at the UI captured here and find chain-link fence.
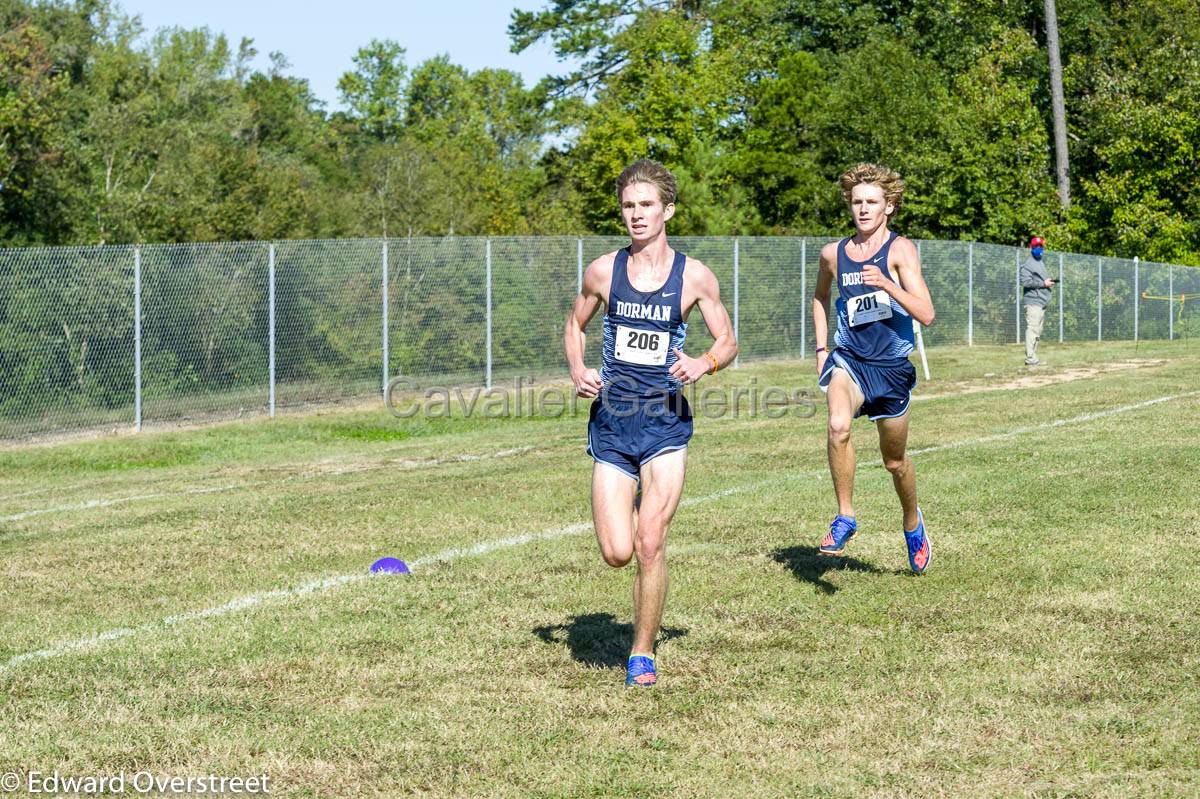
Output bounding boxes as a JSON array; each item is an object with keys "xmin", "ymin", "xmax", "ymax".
[{"xmin": 2, "ymin": 237, "xmax": 1197, "ymax": 439}]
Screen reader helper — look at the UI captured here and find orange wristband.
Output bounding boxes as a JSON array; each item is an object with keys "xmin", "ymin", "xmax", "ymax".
[{"xmin": 704, "ymin": 352, "xmax": 718, "ymax": 374}]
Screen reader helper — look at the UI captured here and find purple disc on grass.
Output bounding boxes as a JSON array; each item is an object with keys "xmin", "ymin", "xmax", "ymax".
[{"xmin": 370, "ymin": 557, "xmax": 410, "ymax": 574}]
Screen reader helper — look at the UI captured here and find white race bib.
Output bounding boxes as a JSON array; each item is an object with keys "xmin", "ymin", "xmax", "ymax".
[
  {"xmin": 614, "ymin": 324, "xmax": 670, "ymax": 366},
  {"xmin": 848, "ymin": 290, "xmax": 893, "ymax": 327}
]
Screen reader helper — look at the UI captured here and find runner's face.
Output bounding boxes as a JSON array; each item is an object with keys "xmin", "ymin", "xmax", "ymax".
[
  {"xmin": 849, "ymin": 183, "xmax": 893, "ymax": 235},
  {"xmin": 621, "ymin": 182, "xmax": 674, "ymax": 242}
]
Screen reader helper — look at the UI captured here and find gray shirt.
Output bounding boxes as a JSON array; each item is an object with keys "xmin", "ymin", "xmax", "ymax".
[{"xmin": 1020, "ymin": 255, "xmax": 1051, "ymax": 308}]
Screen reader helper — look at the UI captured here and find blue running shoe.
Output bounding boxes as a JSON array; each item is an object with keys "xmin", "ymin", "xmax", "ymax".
[
  {"xmin": 625, "ymin": 655, "xmax": 657, "ymax": 687},
  {"xmin": 819, "ymin": 514, "xmax": 857, "ymax": 555},
  {"xmin": 905, "ymin": 509, "xmax": 932, "ymax": 574}
]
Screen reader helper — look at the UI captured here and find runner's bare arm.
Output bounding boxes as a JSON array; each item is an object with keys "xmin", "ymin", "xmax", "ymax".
[
  {"xmin": 812, "ymin": 242, "xmax": 838, "ymax": 375},
  {"xmin": 860, "ymin": 237, "xmax": 934, "ymax": 326},
  {"xmin": 564, "ymin": 255, "xmax": 614, "ymax": 398},
  {"xmin": 671, "ymin": 259, "xmax": 738, "ymax": 385}
]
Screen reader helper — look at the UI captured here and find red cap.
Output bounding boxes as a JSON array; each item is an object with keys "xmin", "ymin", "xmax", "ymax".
[{"xmin": 1030, "ymin": 236, "xmax": 1045, "ymax": 248}]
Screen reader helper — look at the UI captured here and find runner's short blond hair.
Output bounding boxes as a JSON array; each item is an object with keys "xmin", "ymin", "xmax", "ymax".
[{"xmin": 839, "ymin": 163, "xmax": 905, "ymax": 216}]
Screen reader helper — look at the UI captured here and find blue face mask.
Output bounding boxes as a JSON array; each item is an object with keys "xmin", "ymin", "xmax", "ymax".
[{"xmin": 1031, "ymin": 246, "xmax": 1044, "ymax": 259}]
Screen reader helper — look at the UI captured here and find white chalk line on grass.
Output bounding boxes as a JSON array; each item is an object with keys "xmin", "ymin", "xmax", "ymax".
[
  {"xmin": 907, "ymin": 390, "xmax": 1198, "ymax": 457},
  {"xmin": 1, "ymin": 523, "xmax": 594, "ymax": 673},
  {"xmin": 0, "ymin": 447, "xmax": 533, "ymax": 523},
  {"xmin": 1, "ymin": 573, "xmax": 366, "ymax": 671},
  {"xmin": 2, "ymin": 390, "xmax": 1195, "ymax": 673},
  {"xmin": 0, "ymin": 485, "xmax": 67, "ymax": 502}
]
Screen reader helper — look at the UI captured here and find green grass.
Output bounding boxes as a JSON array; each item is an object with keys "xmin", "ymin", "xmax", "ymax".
[{"xmin": 2, "ymin": 341, "xmax": 1199, "ymax": 797}]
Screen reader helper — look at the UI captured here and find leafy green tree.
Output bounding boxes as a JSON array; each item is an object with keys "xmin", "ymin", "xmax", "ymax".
[
  {"xmin": 70, "ymin": 14, "xmax": 158, "ymax": 244},
  {"xmin": 732, "ymin": 50, "xmax": 830, "ymax": 232},
  {"xmin": 337, "ymin": 39, "xmax": 407, "ymax": 142},
  {"xmin": 514, "ymin": 3, "xmax": 756, "ymax": 233},
  {"xmin": 244, "ymin": 53, "xmax": 327, "ymax": 156},
  {"xmin": 352, "ymin": 138, "xmax": 452, "ymax": 237},
  {"xmin": 928, "ymin": 28, "xmax": 1057, "ymax": 244},
  {"xmin": 0, "ymin": 15, "xmax": 73, "ymax": 244},
  {"xmin": 1072, "ymin": 0, "xmax": 1200, "ymax": 264}
]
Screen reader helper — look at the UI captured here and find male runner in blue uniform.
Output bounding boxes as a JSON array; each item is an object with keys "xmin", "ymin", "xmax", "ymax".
[
  {"xmin": 812, "ymin": 163, "xmax": 936, "ymax": 573},
  {"xmin": 564, "ymin": 159, "xmax": 738, "ymax": 687}
]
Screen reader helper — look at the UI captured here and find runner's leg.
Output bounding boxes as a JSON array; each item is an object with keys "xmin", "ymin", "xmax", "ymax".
[
  {"xmin": 630, "ymin": 448, "xmax": 686, "ymax": 655},
  {"xmin": 827, "ymin": 368, "xmax": 865, "ymax": 517},
  {"xmin": 876, "ymin": 412, "xmax": 919, "ymax": 531},
  {"xmin": 592, "ymin": 463, "xmax": 638, "ymax": 567}
]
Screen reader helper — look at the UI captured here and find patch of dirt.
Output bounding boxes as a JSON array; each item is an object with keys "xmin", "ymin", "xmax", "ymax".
[{"xmin": 914, "ymin": 359, "xmax": 1167, "ymax": 401}]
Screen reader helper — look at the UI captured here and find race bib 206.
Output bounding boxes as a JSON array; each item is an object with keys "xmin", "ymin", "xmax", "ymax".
[{"xmin": 614, "ymin": 324, "xmax": 670, "ymax": 366}]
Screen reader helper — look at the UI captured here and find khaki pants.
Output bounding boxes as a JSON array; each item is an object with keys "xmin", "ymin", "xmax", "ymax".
[{"xmin": 1024, "ymin": 304, "xmax": 1045, "ymax": 362}]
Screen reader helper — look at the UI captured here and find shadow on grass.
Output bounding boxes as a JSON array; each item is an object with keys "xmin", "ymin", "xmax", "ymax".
[
  {"xmin": 533, "ymin": 613, "xmax": 687, "ymax": 668},
  {"xmin": 771, "ymin": 545, "xmax": 885, "ymax": 594}
]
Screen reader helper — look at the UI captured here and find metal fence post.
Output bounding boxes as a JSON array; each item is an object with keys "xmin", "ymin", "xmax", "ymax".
[
  {"xmin": 968, "ymin": 242, "xmax": 974, "ymax": 346},
  {"xmin": 269, "ymin": 243, "xmax": 276, "ymax": 418},
  {"xmin": 1016, "ymin": 248, "xmax": 1022, "ymax": 344},
  {"xmin": 577, "ymin": 238, "xmax": 583, "ymax": 295},
  {"xmin": 1133, "ymin": 256, "xmax": 1139, "ymax": 342},
  {"xmin": 732, "ymin": 237, "xmax": 740, "ymax": 368},
  {"xmin": 485, "ymin": 238, "xmax": 492, "ymax": 389},
  {"xmin": 1169, "ymin": 263, "xmax": 1174, "ymax": 341},
  {"xmin": 1098, "ymin": 258, "xmax": 1103, "ymax": 342},
  {"xmin": 382, "ymin": 240, "xmax": 389, "ymax": 397},
  {"xmin": 1058, "ymin": 252, "xmax": 1064, "ymax": 343},
  {"xmin": 800, "ymin": 238, "xmax": 807, "ymax": 359},
  {"xmin": 134, "ymin": 245, "xmax": 142, "ymax": 432},
  {"xmin": 914, "ymin": 241, "xmax": 929, "ymax": 380}
]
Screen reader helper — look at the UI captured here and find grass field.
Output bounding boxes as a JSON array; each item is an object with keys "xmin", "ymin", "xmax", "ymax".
[{"xmin": 2, "ymin": 341, "xmax": 1199, "ymax": 798}]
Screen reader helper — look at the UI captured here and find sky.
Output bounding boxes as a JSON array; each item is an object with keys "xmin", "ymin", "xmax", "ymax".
[{"xmin": 116, "ymin": 1, "xmax": 573, "ymax": 110}]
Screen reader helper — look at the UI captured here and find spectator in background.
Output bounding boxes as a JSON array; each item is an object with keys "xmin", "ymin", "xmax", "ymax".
[{"xmin": 1020, "ymin": 236, "xmax": 1058, "ymax": 366}]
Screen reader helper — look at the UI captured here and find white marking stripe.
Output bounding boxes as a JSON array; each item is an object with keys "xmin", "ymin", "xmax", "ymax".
[
  {"xmin": 2, "ymin": 391, "xmax": 1194, "ymax": 672},
  {"xmin": 0, "ymin": 447, "xmax": 532, "ymax": 523},
  {"xmin": 1, "ymin": 574, "xmax": 365, "ymax": 670},
  {"xmin": 908, "ymin": 391, "xmax": 1198, "ymax": 456},
  {"xmin": 1, "ymin": 526, "xmax": 592, "ymax": 672}
]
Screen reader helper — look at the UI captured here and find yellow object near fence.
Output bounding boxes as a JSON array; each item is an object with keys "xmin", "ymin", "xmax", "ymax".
[{"xmin": 1141, "ymin": 291, "xmax": 1200, "ymax": 324}]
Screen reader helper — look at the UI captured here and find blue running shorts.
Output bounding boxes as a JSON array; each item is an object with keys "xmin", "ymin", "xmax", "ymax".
[
  {"xmin": 587, "ymin": 392, "xmax": 693, "ymax": 481},
  {"xmin": 818, "ymin": 349, "xmax": 916, "ymax": 420}
]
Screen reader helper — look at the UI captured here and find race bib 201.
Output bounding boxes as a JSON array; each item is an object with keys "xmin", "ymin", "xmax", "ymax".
[{"xmin": 848, "ymin": 290, "xmax": 893, "ymax": 327}]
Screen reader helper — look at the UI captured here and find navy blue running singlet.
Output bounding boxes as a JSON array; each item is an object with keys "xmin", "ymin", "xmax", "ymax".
[
  {"xmin": 832, "ymin": 232, "xmax": 915, "ymax": 362},
  {"xmin": 600, "ymin": 248, "xmax": 688, "ymax": 398}
]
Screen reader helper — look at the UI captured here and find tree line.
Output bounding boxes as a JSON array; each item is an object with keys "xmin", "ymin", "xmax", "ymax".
[{"xmin": 1, "ymin": 0, "xmax": 1198, "ymax": 265}]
